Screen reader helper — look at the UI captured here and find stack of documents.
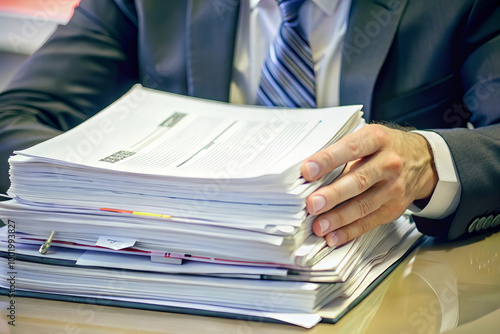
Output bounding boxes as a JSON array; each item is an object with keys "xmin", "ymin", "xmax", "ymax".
[{"xmin": 0, "ymin": 85, "xmax": 422, "ymax": 328}]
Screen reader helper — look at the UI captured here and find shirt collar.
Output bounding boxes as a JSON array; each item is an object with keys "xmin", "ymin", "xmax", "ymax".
[{"xmin": 249, "ymin": 0, "xmax": 338, "ymax": 16}]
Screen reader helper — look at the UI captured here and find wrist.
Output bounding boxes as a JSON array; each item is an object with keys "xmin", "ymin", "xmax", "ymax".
[
  {"xmin": 408, "ymin": 130, "xmax": 461, "ymax": 219},
  {"xmin": 412, "ymin": 132, "xmax": 438, "ymax": 200}
]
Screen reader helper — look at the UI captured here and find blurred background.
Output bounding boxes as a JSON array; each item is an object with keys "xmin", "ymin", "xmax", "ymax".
[{"xmin": 0, "ymin": 0, "xmax": 80, "ymax": 91}]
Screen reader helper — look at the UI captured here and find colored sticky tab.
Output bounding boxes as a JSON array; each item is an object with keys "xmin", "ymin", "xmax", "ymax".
[
  {"xmin": 150, "ymin": 251, "xmax": 183, "ymax": 265},
  {"xmin": 96, "ymin": 236, "xmax": 137, "ymax": 250}
]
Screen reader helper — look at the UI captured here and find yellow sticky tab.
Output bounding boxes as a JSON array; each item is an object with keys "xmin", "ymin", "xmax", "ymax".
[{"xmin": 133, "ymin": 211, "xmax": 171, "ymax": 218}]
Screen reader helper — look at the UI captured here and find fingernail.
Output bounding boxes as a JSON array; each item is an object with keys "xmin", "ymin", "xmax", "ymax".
[
  {"xmin": 312, "ymin": 195, "xmax": 326, "ymax": 213},
  {"xmin": 328, "ymin": 232, "xmax": 339, "ymax": 247},
  {"xmin": 319, "ymin": 219, "xmax": 329, "ymax": 233},
  {"xmin": 305, "ymin": 161, "xmax": 320, "ymax": 179}
]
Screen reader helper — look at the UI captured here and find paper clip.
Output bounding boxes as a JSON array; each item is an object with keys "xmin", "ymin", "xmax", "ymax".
[{"xmin": 39, "ymin": 231, "xmax": 55, "ymax": 254}]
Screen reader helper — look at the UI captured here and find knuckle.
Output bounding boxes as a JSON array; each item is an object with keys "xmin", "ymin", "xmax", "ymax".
[
  {"xmin": 385, "ymin": 152, "xmax": 404, "ymax": 173},
  {"xmin": 358, "ymin": 217, "xmax": 372, "ymax": 235},
  {"xmin": 356, "ymin": 197, "xmax": 371, "ymax": 217},
  {"xmin": 369, "ymin": 124, "xmax": 390, "ymax": 146},
  {"xmin": 353, "ymin": 170, "xmax": 370, "ymax": 192},
  {"xmin": 343, "ymin": 226, "xmax": 357, "ymax": 242},
  {"xmin": 392, "ymin": 180, "xmax": 405, "ymax": 195},
  {"xmin": 346, "ymin": 137, "xmax": 362, "ymax": 157},
  {"xmin": 317, "ymin": 150, "xmax": 335, "ymax": 170}
]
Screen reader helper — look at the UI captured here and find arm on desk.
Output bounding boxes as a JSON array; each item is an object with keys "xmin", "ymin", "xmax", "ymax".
[
  {"xmin": 417, "ymin": 2, "xmax": 500, "ymax": 239},
  {"xmin": 416, "ymin": 124, "xmax": 500, "ymax": 239}
]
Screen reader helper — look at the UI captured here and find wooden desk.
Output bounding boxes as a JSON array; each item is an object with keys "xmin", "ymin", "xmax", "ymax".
[{"xmin": 1, "ymin": 232, "xmax": 499, "ymax": 334}]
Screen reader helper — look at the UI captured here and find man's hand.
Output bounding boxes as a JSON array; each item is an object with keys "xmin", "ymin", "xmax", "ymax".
[{"xmin": 301, "ymin": 124, "xmax": 438, "ymax": 247}]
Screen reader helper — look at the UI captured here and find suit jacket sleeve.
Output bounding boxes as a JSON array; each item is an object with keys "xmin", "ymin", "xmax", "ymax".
[
  {"xmin": 413, "ymin": 0, "xmax": 500, "ymax": 240},
  {"xmin": 0, "ymin": 0, "xmax": 138, "ymax": 194}
]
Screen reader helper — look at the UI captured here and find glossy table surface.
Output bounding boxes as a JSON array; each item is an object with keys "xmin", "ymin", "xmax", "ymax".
[{"xmin": 1, "ymin": 231, "xmax": 499, "ymax": 334}]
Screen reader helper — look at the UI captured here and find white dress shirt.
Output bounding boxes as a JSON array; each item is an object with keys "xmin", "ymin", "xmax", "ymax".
[{"xmin": 230, "ymin": 0, "xmax": 460, "ymax": 220}]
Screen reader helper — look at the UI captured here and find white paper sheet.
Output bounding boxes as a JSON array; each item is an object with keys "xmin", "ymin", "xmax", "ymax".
[{"xmin": 13, "ymin": 85, "xmax": 362, "ymax": 181}]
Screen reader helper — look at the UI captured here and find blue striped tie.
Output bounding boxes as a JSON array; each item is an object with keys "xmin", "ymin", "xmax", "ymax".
[{"xmin": 256, "ymin": 0, "xmax": 316, "ymax": 108}]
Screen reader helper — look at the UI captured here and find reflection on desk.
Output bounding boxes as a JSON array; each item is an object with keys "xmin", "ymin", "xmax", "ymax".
[{"xmin": 1, "ymin": 231, "xmax": 499, "ymax": 334}]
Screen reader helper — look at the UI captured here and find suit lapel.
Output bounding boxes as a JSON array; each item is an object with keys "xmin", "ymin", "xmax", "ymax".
[
  {"xmin": 186, "ymin": 0, "xmax": 240, "ymax": 102},
  {"xmin": 340, "ymin": 0, "xmax": 408, "ymax": 120}
]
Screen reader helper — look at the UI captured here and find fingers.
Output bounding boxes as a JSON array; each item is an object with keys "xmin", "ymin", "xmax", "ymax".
[
  {"xmin": 322, "ymin": 207, "xmax": 399, "ymax": 247},
  {"xmin": 310, "ymin": 155, "xmax": 407, "ymax": 247},
  {"xmin": 306, "ymin": 155, "xmax": 382, "ymax": 215},
  {"xmin": 301, "ymin": 125, "xmax": 388, "ymax": 181},
  {"xmin": 309, "ymin": 148, "xmax": 408, "ymax": 247},
  {"xmin": 312, "ymin": 184, "xmax": 385, "ymax": 237},
  {"xmin": 302, "ymin": 125, "xmax": 433, "ymax": 247}
]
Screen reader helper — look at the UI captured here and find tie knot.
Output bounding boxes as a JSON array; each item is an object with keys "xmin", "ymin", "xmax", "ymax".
[{"xmin": 278, "ymin": 0, "xmax": 307, "ymax": 24}]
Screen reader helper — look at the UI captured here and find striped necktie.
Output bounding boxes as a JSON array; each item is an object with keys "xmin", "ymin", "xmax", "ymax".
[{"xmin": 256, "ymin": 0, "xmax": 316, "ymax": 108}]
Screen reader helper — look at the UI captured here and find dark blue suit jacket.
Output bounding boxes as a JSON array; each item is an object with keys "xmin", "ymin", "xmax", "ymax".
[{"xmin": 0, "ymin": 0, "xmax": 499, "ymax": 240}]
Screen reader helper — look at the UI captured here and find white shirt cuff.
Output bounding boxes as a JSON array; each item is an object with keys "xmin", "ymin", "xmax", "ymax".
[{"xmin": 407, "ymin": 131, "xmax": 461, "ymax": 219}]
